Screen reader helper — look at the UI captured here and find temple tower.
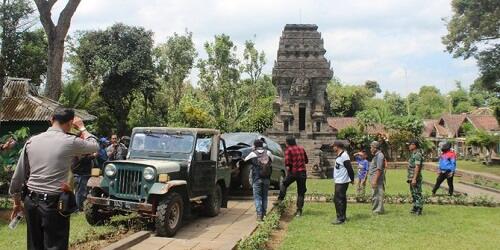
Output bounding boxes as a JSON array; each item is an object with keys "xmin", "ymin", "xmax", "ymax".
[{"xmin": 266, "ymin": 24, "xmax": 336, "ymax": 177}]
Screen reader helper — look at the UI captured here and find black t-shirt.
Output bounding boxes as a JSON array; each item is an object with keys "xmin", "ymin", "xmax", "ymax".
[{"xmin": 72, "ymin": 155, "xmax": 94, "ymax": 175}]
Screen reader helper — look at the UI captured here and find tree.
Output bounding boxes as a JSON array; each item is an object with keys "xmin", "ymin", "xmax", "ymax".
[
  {"xmin": 448, "ymin": 81, "xmax": 473, "ymax": 113},
  {"xmin": 70, "ymin": 24, "xmax": 156, "ymax": 135},
  {"xmin": 442, "ymin": 0, "xmax": 499, "ymax": 92},
  {"xmin": 326, "ymin": 78, "xmax": 372, "ymax": 117},
  {"xmin": 383, "ymin": 91, "xmax": 407, "ymax": 116},
  {"xmin": 0, "ymin": 0, "xmax": 42, "ymax": 99},
  {"xmin": 34, "ymin": 0, "xmax": 81, "ymax": 100},
  {"xmin": 154, "ymin": 31, "xmax": 197, "ymax": 110},
  {"xmin": 364, "ymin": 80, "xmax": 381, "ymax": 97},
  {"xmin": 466, "ymin": 129, "xmax": 500, "ymax": 164},
  {"xmin": 197, "ymin": 34, "xmax": 241, "ymax": 131},
  {"xmin": 241, "ymin": 40, "xmax": 266, "ymax": 86},
  {"xmin": 11, "ymin": 28, "xmax": 48, "ymax": 85},
  {"xmin": 413, "ymin": 86, "xmax": 447, "ymax": 118}
]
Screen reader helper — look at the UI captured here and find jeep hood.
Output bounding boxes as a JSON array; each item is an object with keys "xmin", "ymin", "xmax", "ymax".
[{"xmin": 111, "ymin": 159, "xmax": 182, "ymax": 174}]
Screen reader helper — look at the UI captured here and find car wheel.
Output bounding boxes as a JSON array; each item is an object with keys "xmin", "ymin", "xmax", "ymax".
[
  {"xmin": 241, "ymin": 164, "xmax": 252, "ymax": 190},
  {"xmin": 84, "ymin": 200, "xmax": 111, "ymax": 226},
  {"xmin": 203, "ymin": 184, "xmax": 222, "ymax": 217},
  {"xmin": 155, "ymin": 192, "xmax": 184, "ymax": 237}
]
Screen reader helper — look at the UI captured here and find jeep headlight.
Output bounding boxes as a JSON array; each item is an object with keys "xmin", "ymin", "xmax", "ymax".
[
  {"xmin": 143, "ymin": 167, "xmax": 155, "ymax": 181},
  {"xmin": 105, "ymin": 164, "xmax": 117, "ymax": 177}
]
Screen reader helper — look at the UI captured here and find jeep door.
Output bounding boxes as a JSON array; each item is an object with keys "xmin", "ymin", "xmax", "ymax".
[{"xmin": 190, "ymin": 134, "xmax": 216, "ymax": 197}]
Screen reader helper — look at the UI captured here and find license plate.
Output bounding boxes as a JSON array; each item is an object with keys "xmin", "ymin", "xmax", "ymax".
[{"xmin": 112, "ymin": 200, "xmax": 125, "ymax": 209}]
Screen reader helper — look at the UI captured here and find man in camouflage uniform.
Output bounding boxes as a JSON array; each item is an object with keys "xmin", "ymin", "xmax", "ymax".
[{"xmin": 407, "ymin": 139, "xmax": 424, "ymax": 215}]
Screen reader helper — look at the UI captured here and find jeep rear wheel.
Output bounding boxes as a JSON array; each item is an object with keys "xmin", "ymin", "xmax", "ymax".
[
  {"xmin": 84, "ymin": 201, "xmax": 111, "ymax": 226},
  {"xmin": 155, "ymin": 192, "xmax": 183, "ymax": 237},
  {"xmin": 203, "ymin": 184, "xmax": 222, "ymax": 217}
]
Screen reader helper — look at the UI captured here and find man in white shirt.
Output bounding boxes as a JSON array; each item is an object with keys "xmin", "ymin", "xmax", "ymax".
[{"xmin": 331, "ymin": 140, "xmax": 355, "ymax": 225}]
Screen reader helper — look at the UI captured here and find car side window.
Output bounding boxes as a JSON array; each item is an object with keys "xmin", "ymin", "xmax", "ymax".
[{"xmin": 195, "ymin": 136, "xmax": 212, "ymax": 161}]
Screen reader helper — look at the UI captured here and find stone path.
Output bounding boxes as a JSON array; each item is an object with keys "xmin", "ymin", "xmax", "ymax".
[
  {"xmin": 434, "ymin": 180, "xmax": 500, "ymax": 202},
  {"xmin": 128, "ymin": 200, "xmax": 260, "ymax": 250}
]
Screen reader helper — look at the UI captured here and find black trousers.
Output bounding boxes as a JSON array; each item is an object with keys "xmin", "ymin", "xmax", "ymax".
[
  {"xmin": 334, "ymin": 183, "xmax": 349, "ymax": 221},
  {"xmin": 278, "ymin": 171, "xmax": 307, "ymax": 211},
  {"xmin": 24, "ymin": 193, "xmax": 70, "ymax": 250},
  {"xmin": 432, "ymin": 172, "xmax": 454, "ymax": 195}
]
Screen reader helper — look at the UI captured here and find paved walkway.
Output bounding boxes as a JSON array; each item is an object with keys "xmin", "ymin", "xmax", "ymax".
[{"xmin": 129, "ymin": 200, "xmax": 260, "ymax": 250}]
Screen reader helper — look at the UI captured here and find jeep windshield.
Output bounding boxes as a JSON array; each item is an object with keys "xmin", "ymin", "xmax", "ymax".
[{"xmin": 129, "ymin": 132, "xmax": 195, "ymax": 160}]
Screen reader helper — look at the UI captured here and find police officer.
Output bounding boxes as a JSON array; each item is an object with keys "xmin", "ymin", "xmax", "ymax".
[
  {"xmin": 407, "ymin": 139, "xmax": 424, "ymax": 215},
  {"xmin": 9, "ymin": 108, "xmax": 99, "ymax": 250}
]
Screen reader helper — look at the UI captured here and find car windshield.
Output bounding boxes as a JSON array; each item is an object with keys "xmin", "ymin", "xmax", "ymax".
[{"xmin": 130, "ymin": 132, "xmax": 195, "ymax": 156}]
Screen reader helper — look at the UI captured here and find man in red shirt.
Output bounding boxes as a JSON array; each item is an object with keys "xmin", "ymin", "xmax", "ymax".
[{"xmin": 275, "ymin": 136, "xmax": 308, "ymax": 217}]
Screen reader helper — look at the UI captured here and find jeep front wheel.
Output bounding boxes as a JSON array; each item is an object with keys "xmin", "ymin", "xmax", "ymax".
[
  {"xmin": 203, "ymin": 184, "xmax": 222, "ymax": 217},
  {"xmin": 84, "ymin": 201, "xmax": 111, "ymax": 226},
  {"xmin": 155, "ymin": 192, "xmax": 184, "ymax": 237}
]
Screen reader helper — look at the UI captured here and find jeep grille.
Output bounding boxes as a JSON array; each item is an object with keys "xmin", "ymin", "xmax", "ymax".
[{"xmin": 115, "ymin": 168, "xmax": 143, "ymax": 200}]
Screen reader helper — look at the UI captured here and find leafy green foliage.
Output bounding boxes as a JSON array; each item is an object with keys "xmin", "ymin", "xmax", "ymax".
[
  {"xmin": 443, "ymin": 0, "xmax": 500, "ymax": 93},
  {"xmin": 410, "ymin": 86, "xmax": 448, "ymax": 118},
  {"xmin": 69, "ymin": 23, "xmax": 156, "ymax": 135},
  {"xmin": 154, "ymin": 31, "xmax": 197, "ymax": 109},
  {"xmin": 466, "ymin": 129, "xmax": 500, "ymax": 164},
  {"xmin": 0, "ymin": 127, "xmax": 30, "ymax": 190},
  {"xmin": 237, "ymin": 198, "xmax": 291, "ymax": 250},
  {"xmin": 326, "ymin": 78, "xmax": 372, "ymax": 117},
  {"xmin": 0, "ymin": 1, "xmax": 47, "ymax": 86}
]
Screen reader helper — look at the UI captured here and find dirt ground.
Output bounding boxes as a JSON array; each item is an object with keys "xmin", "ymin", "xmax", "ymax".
[
  {"xmin": 0, "ymin": 209, "xmax": 10, "ymax": 222},
  {"xmin": 70, "ymin": 230, "xmax": 136, "ymax": 250},
  {"xmin": 265, "ymin": 205, "xmax": 294, "ymax": 250}
]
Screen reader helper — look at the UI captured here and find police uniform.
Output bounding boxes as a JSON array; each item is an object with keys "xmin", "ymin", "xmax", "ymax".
[
  {"xmin": 408, "ymin": 151, "xmax": 424, "ymax": 213},
  {"xmin": 9, "ymin": 127, "xmax": 98, "ymax": 250}
]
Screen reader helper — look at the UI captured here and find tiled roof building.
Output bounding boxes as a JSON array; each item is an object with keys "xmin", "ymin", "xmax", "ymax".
[{"xmin": 0, "ymin": 77, "xmax": 95, "ymax": 136}]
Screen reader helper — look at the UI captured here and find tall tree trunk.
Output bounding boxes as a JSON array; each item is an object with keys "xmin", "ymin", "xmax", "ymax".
[
  {"xmin": 34, "ymin": 0, "xmax": 81, "ymax": 101},
  {"xmin": 46, "ymin": 37, "xmax": 64, "ymax": 99}
]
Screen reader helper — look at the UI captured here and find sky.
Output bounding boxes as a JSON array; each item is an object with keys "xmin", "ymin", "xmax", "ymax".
[{"xmin": 53, "ymin": 0, "xmax": 478, "ymax": 96}]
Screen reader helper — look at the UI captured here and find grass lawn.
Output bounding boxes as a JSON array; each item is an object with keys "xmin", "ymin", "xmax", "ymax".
[
  {"xmin": 288, "ymin": 169, "xmax": 454, "ymax": 196},
  {"xmin": 456, "ymin": 160, "xmax": 500, "ymax": 176},
  {"xmin": 0, "ymin": 212, "xmax": 136, "ymax": 250},
  {"xmin": 279, "ymin": 203, "xmax": 500, "ymax": 250}
]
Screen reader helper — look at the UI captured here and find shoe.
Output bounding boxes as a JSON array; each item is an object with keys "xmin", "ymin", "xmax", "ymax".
[
  {"xmin": 432, "ymin": 192, "xmax": 436, "ymax": 196},
  {"xmin": 410, "ymin": 207, "xmax": 417, "ymax": 214},
  {"xmin": 415, "ymin": 208, "xmax": 423, "ymax": 216},
  {"xmin": 331, "ymin": 219, "xmax": 345, "ymax": 225},
  {"xmin": 257, "ymin": 214, "xmax": 263, "ymax": 222},
  {"xmin": 295, "ymin": 210, "xmax": 302, "ymax": 217}
]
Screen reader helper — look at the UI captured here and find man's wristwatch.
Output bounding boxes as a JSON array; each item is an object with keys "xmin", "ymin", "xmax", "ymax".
[{"xmin": 79, "ymin": 127, "xmax": 87, "ymax": 132}]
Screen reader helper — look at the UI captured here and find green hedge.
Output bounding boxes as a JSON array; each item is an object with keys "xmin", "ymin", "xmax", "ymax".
[{"xmin": 237, "ymin": 198, "xmax": 291, "ymax": 250}]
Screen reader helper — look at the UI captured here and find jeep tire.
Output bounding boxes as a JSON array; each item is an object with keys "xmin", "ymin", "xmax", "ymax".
[
  {"xmin": 155, "ymin": 192, "xmax": 184, "ymax": 237},
  {"xmin": 84, "ymin": 201, "xmax": 111, "ymax": 226},
  {"xmin": 203, "ymin": 184, "xmax": 222, "ymax": 217}
]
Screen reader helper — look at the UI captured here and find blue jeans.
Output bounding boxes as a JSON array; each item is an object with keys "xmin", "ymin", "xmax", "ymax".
[
  {"xmin": 252, "ymin": 178, "xmax": 270, "ymax": 216},
  {"xmin": 74, "ymin": 175, "xmax": 90, "ymax": 211}
]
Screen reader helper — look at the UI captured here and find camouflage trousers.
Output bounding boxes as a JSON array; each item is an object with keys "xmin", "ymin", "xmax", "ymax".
[{"xmin": 410, "ymin": 179, "xmax": 423, "ymax": 209}]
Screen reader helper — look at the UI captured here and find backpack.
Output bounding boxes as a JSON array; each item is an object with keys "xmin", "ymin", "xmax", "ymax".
[{"xmin": 255, "ymin": 150, "xmax": 272, "ymax": 178}]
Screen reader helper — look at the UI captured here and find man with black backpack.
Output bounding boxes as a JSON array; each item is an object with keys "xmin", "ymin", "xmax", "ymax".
[{"xmin": 244, "ymin": 139, "xmax": 273, "ymax": 221}]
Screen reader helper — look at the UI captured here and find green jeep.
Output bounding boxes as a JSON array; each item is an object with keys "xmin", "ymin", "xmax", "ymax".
[{"xmin": 85, "ymin": 127, "xmax": 231, "ymax": 237}]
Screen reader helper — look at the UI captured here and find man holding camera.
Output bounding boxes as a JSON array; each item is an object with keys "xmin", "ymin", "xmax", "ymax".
[
  {"xmin": 9, "ymin": 108, "xmax": 99, "ymax": 250},
  {"xmin": 106, "ymin": 134, "xmax": 127, "ymax": 161}
]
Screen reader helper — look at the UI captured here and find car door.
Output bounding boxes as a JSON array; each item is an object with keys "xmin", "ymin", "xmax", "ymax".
[{"xmin": 190, "ymin": 134, "xmax": 216, "ymax": 197}]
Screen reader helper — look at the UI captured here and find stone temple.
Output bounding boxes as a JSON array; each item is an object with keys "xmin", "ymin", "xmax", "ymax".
[{"xmin": 266, "ymin": 24, "xmax": 336, "ymax": 177}]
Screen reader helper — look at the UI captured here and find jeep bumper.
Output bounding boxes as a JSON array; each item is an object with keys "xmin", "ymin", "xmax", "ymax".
[{"xmin": 87, "ymin": 196, "xmax": 153, "ymax": 213}]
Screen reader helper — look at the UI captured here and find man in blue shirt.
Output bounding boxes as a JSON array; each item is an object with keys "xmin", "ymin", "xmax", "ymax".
[{"xmin": 354, "ymin": 150, "xmax": 369, "ymax": 197}]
